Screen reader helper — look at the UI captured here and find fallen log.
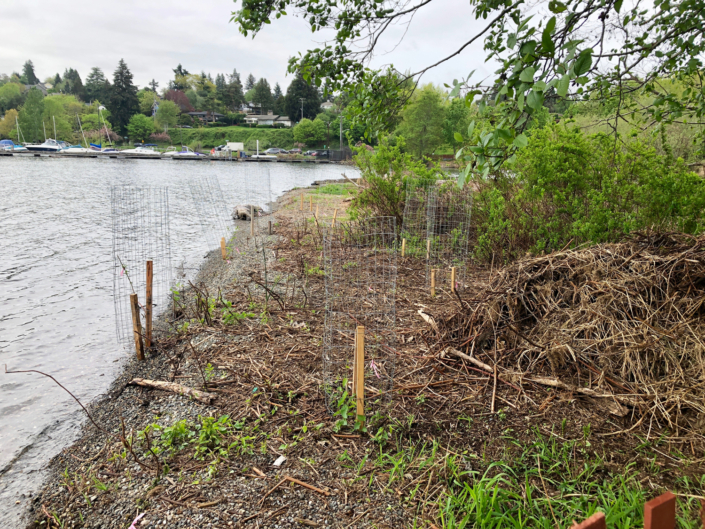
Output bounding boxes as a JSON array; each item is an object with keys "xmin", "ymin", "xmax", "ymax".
[
  {"xmin": 130, "ymin": 378, "xmax": 216, "ymax": 404},
  {"xmin": 529, "ymin": 376, "xmax": 636, "ymax": 416}
]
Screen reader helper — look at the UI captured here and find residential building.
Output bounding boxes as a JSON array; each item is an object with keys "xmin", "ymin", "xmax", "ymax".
[{"xmin": 244, "ymin": 111, "xmax": 292, "ymax": 127}]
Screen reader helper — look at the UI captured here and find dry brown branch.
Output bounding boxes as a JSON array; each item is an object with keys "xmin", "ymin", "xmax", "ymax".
[{"xmin": 130, "ymin": 378, "xmax": 216, "ymax": 404}]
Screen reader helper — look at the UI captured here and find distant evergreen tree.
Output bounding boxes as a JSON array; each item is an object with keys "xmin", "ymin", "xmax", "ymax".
[
  {"xmin": 215, "ymin": 74, "xmax": 226, "ymax": 92},
  {"xmin": 22, "ymin": 60, "xmax": 39, "ymax": 85},
  {"xmin": 148, "ymin": 79, "xmax": 159, "ymax": 92},
  {"xmin": 245, "ymin": 74, "xmax": 256, "ymax": 91},
  {"xmin": 222, "ymin": 73, "xmax": 244, "ymax": 112},
  {"xmin": 18, "ymin": 88, "xmax": 44, "ymax": 142},
  {"xmin": 85, "ymin": 67, "xmax": 111, "ymax": 103},
  {"xmin": 273, "ymin": 83, "xmax": 283, "ymax": 99},
  {"xmin": 53, "ymin": 73, "xmax": 62, "ymax": 87},
  {"xmin": 228, "ymin": 69, "xmax": 241, "ymax": 84},
  {"xmin": 171, "ymin": 64, "xmax": 190, "ymax": 90},
  {"xmin": 63, "ymin": 68, "xmax": 86, "ymax": 101},
  {"xmin": 252, "ymin": 78, "xmax": 274, "ymax": 114},
  {"xmin": 284, "ymin": 73, "xmax": 321, "ymax": 122},
  {"xmin": 108, "ymin": 59, "xmax": 139, "ymax": 135}
]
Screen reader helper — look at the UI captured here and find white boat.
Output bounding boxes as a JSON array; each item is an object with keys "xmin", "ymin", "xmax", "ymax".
[
  {"xmin": 25, "ymin": 139, "xmax": 67, "ymax": 153},
  {"xmin": 61, "ymin": 145, "xmax": 96, "ymax": 154},
  {"xmin": 0, "ymin": 140, "xmax": 28, "ymax": 153},
  {"xmin": 120, "ymin": 145, "xmax": 161, "ymax": 156},
  {"xmin": 163, "ymin": 146, "xmax": 206, "ymax": 157}
]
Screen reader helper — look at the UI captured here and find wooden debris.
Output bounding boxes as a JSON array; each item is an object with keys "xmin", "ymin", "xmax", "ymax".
[{"xmin": 129, "ymin": 378, "xmax": 216, "ymax": 404}]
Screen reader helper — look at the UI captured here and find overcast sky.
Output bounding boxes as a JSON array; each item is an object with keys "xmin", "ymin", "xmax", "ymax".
[{"xmin": 0, "ymin": 0, "xmax": 495, "ymax": 92}]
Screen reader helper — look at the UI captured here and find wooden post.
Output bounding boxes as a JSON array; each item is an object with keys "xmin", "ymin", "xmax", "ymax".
[
  {"xmin": 451, "ymin": 267, "xmax": 456, "ymax": 293},
  {"xmin": 130, "ymin": 293, "xmax": 145, "ymax": 361},
  {"xmin": 145, "ymin": 261, "xmax": 153, "ymax": 348},
  {"xmin": 315, "ymin": 204, "xmax": 319, "ymax": 220},
  {"xmin": 250, "ymin": 205, "xmax": 254, "ymax": 236},
  {"xmin": 309, "ymin": 196, "xmax": 313, "ymax": 212},
  {"xmin": 332, "ymin": 209, "xmax": 338, "ymax": 227},
  {"xmin": 644, "ymin": 492, "xmax": 676, "ymax": 529},
  {"xmin": 571, "ymin": 512, "xmax": 606, "ymax": 529},
  {"xmin": 352, "ymin": 331, "xmax": 357, "ymax": 395},
  {"xmin": 355, "ymin": 326, "xmax": 365, "ymax": 423},
  {"xmin": 401, "ymin": 238, "xmax": 406, "ymax": 257},
  {"xmin": 300, "ymin": 193, "xmax": 304, "ymax": 210},
  {"xmin": 220, "ymin": 237, "xmax": 227, "ymax": 259},
  {"xmin": 431, "ymin": 269, "xmax": 436, "ymax": 297},
  {"xmin": 268, "ymin": 220, "xmax": 272, "ymax": 235},
  {"xmin": 426, "ymin": 239, "xmax": 431, "ymax": 260}
]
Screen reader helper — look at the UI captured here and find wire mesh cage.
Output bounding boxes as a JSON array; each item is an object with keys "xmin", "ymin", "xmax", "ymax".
[
  {"xmin": 323, "ymin": 217, "xmax": 398, "ymax": 414},
  {"xmin": 188, "ymin": 174, "xmax": 234, "ymax": 253},
  {"xmin": 426, "ymin": 182, "xmax": 473, "ymax": 292},
  {"xmin": 401, "ymin": 181, "xmax": 431, "ymax": 258},
  {"xmin": 111, "ymin": 186, "xmax": 172, "ymax": 351}
]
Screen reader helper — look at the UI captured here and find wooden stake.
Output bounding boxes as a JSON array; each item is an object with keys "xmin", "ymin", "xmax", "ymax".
[
  {"xmin": 451, "ymin": 267, "xmax": 456, "ymax": 293},
  {"xmin": 431, "ymin": 269, "xmax": 436, "ymax": 297},
  {"xmin": 352, "ymin": 331, "xmax": 357, "ymax": 396},
  {"xmin": 220, "ymin": 237, "xmax": 227, "ymax": 259},
  {"xmin": 130, "ymin": 293, "xmax": 145, "ymax": 361},
  {"xmin": 268, "ymin": 220, "xmax": 272, "ymax": 235},
  {"xmin": 426, "ymin": 239, "xmax": 431, "ymax": 260},
  {"xmin": 250, "ymin": 205, "xmax": 254, "ymax": 236},
  {"xmin": 332, "ymin": 209, "xmax": 338, "ymax": 227},
  {"xmin": 401, "ymin": 238, "xmax": 406, "ymax": 257},
  {"xmin": 355, "ymin": 326, "xmax": 365, "ymax": 422},
  {"xmin": 309, "ymin": 196, "xmax": 313, "ymax": 212},
  {"xmin": 145, "ymin": 260, "xmax": 153, "ymax": 348},
  {"xmin": 315, "ymin": 204, "xmax": 319, "ymax": 220}
]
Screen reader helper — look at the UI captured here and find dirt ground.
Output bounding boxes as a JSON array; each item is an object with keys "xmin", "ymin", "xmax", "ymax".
[{"xmin": 23, "ymin": 184, "xmax": 705, "ymax": 529}]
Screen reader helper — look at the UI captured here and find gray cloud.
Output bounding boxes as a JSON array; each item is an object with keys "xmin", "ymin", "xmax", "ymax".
[{"xmin": 0, "ymin": 0, "xmax": 494, "ymax": 91}]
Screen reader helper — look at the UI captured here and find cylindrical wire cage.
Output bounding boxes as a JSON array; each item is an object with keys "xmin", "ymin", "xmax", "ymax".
[
  {"xmin": 426, "ymin": 182, "xmax": 473, "ymax": 292},
  {"xmin": 111, "ymin": 186, "xmax": 172, "ymax": 351},
  {"xmin": 401, "ymin": 181, "xmax": 431, "ymax": 258},
  {"xmin": 188, "ymin": 174, "xmax": 235, "ymax": 253},
  {"xmin": 322, "ymin": 217, "xmax": 397, "ymax": 414}
]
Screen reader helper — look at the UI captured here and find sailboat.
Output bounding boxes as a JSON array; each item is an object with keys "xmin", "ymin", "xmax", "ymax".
[
  {"xmin": 90, "ymin": 106, "xmax": 119, "ymax": 154},
  {"xmin": 61, "ymin": 114, "xmax": 96, "ymax": 154}
]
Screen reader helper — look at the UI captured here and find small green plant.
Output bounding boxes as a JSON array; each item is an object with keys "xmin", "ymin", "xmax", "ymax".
[
  {"xmin": 415, "ymin": 394, "xmax": 426, "ymax": 405},
  {"xmin": 195, "ymin": 415, "xmax": 232, "ymax": 459},
  {"xmin": 160, "ymin": 419, "xmax": 195, "ymax": 452}
]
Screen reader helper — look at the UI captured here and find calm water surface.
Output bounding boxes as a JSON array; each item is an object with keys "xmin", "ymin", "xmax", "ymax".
[{"xmin": 0, "ymin": 156, "xmax": 355, "ymax": 526}]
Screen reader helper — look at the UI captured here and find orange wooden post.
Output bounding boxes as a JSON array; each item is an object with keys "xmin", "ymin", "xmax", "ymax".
[
  {"xmin": 431, "ymin": 269, "xmax": 436, "ymax": 297},
  {"xmin": 426, "ymin": 239, "xmax": 431, "ymax": 259},
  {"xmin": 355, "ymin": 326, "xmax": 365, "ymax": 423},
  {"xmin": 570, "ymin": 512, "xmax": 606, "ymax": 529},
  {"xmin": 130, "ymin": 293, "xmax": 145, "ymax": 361},
  {"xmin": 401, "ymin": 238, "xmax": 406, "ymax": 257},
  {"xmin": 315, "ymin": 204, "xmax": 319, "ymax": 220},
  {"xmin": 220, "ymin": 237, "xmax": 227, "ymax": 259},
  {"xmin": 332, "ymin": 209, "xmax": 338, "ymax": 227},
  {"xmin": 145, "ymin": 260, "xmax": 153, "ymax": 348},
  {"xmin": 644, "ymin": 492, "xmax": 676, "ymax": 529},
  {"xmin": 451, "ymin": 266, "xmax": 457, "ymax": 293},
  {"xmin": 309, "ymin": 196, "xmax": 313, "ymax": 212}
]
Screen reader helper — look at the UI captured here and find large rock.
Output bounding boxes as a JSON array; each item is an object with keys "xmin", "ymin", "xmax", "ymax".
[{"xmin": 232, "ymin": 205, "xmax": 262, "ymax": 221}]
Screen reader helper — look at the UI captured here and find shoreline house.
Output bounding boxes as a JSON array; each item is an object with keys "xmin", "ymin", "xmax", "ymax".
[
  {"xmin": 244, "ymin": 111, "xmax": 292, "ymax": 127},
  {"xmin": 187, "ymin": 111, "xmax": 225, "ymax": 123}
]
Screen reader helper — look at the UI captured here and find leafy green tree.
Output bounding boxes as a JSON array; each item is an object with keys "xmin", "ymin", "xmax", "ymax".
[
  {"xmin": 252, "ymin": 78, "xmax": 274, "ymax": 113},
  {"xmin": 0, "ymin": 108, "xmax": 19, "ymax": 139},
  {"xmin": 85, "ymin": 67, "xmax": 110, "ymax": 103},
  {"xmin": 245, "ymin": 73, "xmax": 256, "ymax": 91},
  {"xmin": 155, "ymin": 100, "xmax": 180, "ymax": 129},
  {"xmin": 185, "ymin": 89, "xmax": 199, "ymax": 110},
  {"xmin": 126, "ymin": 114, "xmax": 155, "ymax": 141},
  {"xmin": 395, "ymin": 85, "xmax": 446, "ymax": 158},
  {"xmin": 108, "ymin": 59, "xmax": 139, "ymax": 134},
  {"xmin": 138, "ymin": 89, "xmax": 159, "ymax": 116},
  {"xmin": 21, "ymin": 60, "xmax": 39, "ymax": 85},
  {"xmin": 284, "ymin": 73, "xmax": 321, "ymax": 122},
  {"xmin": 42, "ymin": 96, "xmax": 73, "ymax": 140},
  {"xmin": 18, "ymin": 88, "xmax": 45, "ymax": 142},
  {"xmin": 442, "ymin": 98, "xmax": 471, "ymax": 151},
  {"xmin": 0, "ymin": 82, "xmax": 24, "ymax": 113},
  {"xmin": 293, "ymin": 118, "xmax": 325, "ymax": 145}
]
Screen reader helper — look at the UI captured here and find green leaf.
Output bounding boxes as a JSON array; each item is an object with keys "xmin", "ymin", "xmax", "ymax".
[
  {"xmin": 548, "ymin": 0, "xmax": 566, "ymax": 13},
  {"xmin": 614, "ymin": 0, "xmax": 623, "ymax": 12},
  {"xmin": 507, "ymin": 33, "xmax": 517, "ymax": 48},
  {"xmin": 513, "ymin": 133, "xmax": 528, "ymax": 148},
  {"xmin": 533, "ymin": 80, "xmax": 547, "ymax": 91},
  {"xmin": 527, "ymin": 89, "xmax": 544, "ymax": 109},
  {"xmin": 454, "ymin": 132, "xmax": 464, "ymax": 143},
  {"xmin": 467, "ymin": 121, "xmax": 476, "ymax": 137},
  {"xmin": 455, "ymin": 147, "xmax": 464, "ymax": 160},
  {"xmin": 519, "ymin": 67, "xmax": 536, "ymax": 83},
  {"xmin": 557, "ymin": 74, "xmax": 570, "ymax": 97},
  {"xmin": 518, "ymin": 91, "xmax": 525, "ymax": 111},
  {"xmin": 520, "ymin": 41, "xmax": 537, "ymax": 57},
  {"xmin": 542, "ymin": 17, "xmax": 556, "ymax": 53},
  {"xmin": 458, "ymin": 164, "xmax": 470, "ymax": 188},
  {"xmin": 573, "ymin": 50, "xmax": 593, "ymax": 76}
]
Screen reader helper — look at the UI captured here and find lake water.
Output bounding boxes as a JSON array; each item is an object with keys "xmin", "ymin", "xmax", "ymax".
[{"xmin": 0, "ymin": 156, "xmax": 355, "ymax": 526}]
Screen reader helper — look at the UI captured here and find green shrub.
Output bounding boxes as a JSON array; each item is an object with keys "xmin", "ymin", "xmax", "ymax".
[
  {"xmin": 350, "ymin": 135, "xmax": 443, "ymax": 226},
  {"xmin": 470, "ymin": 123, "xmax": 705, "ymax": 262}
]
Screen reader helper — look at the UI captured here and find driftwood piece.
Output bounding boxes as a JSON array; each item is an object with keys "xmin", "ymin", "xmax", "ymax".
[
  {"xmin": 441, "ymin": 346, "xmax": 493, "ymax": 373},
  {"xmin": 130, "ymin": 378, "xmax": 216, "ymax": 404},
  {"xmin": 417, "ymin": 309, "xmax": 439, "ymax": 333}
]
